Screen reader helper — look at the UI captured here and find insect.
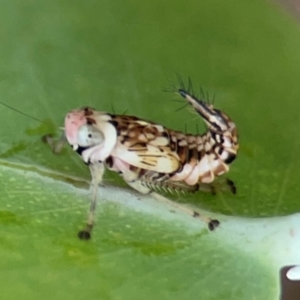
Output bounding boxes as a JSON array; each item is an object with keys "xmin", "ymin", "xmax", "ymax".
[{"xmin": 42, "ymin": 79, "xmax": 239, "ymax": 240}]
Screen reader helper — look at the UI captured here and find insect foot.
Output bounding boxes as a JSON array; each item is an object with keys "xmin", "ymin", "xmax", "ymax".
[
  {"xmin": 78, "ymin": 224, "xmax": 93, "ymax": 240},
  {"xmin": 226, "ymin": 178, "xmax": 237, "ymax": 194},
  {"xmin": 208, "ymin": 219, "xmax": 220, "ymax": 231},
  {"xmin": 193, "ymin": 211, "xmax": 220, "ymax": 231},
  {"xmin": 41, "ymin": 133, "xmax": 67, "ymax": 154}
]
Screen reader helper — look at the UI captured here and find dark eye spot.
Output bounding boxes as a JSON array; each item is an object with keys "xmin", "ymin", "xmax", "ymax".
[
  {"xmin": 88, "ymin": 134, "xmax": 92, "ymax": 138},
  {"xmin": 76, "ymin": 146, "xmax": 89, "ymax": 156}
]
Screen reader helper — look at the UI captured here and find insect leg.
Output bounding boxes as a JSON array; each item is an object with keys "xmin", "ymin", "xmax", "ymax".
[
  {"xmin": 78, "ymin": 162, "xmax": 105, "ymax": 240},
  {"xmin": 41, "ymin": 133, "xmax": 67, "ymax": 154},
  {"xmin": 226, "ymin": 178, "xmax": 236, "ymax": 194},
  {"xmin": 151, "ymin": 192, "xmax": 219, "ymax": 231},
  {"xmin": 198, "ymin": 179, "xmax": 237, "ymax": 195},
  {"xmin": 122, "ymin": 171, "xmax": 219, "ymax": 231}
]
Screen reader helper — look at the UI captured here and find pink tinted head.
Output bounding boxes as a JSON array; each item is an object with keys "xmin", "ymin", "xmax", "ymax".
[{"xmin": 64, "ymin": 109, "xmax": 87, "ymax": 145}]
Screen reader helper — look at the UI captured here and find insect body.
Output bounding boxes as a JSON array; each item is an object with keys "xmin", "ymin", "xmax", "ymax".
[{"xmin": 47, "ymin": 84, "xmax": 239, "ymax": 239}]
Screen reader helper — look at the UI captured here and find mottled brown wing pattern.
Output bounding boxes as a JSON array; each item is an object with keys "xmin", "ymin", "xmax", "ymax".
[
  {"xmin": 109, "ymin": 114, "xmax": 181, "ymax": 173},
  {"xmin": 111, "ymin": 115, "xmax": 202, "ymax": 165},
  {"xmin": 104, "ymin": 114, "xmax": 219, "ymax": 192},
  {"xmin": 107, "ymin": 113, "xmax": 233, "ymax": 186}
]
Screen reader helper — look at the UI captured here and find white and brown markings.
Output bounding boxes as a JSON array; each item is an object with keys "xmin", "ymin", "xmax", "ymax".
[{"xmin": 44, "ymin": 84, "xmax": 239, "ymax": 239}]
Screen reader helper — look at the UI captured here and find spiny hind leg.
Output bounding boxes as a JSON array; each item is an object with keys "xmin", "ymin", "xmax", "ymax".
[
  {"xmin": 41, "ymin": 132, "xmax": 67, "ymax": 154},
  {"xmin": 123, "ymin": 174, "xmax": 219, "ymax": 231},
  {"xmin": 78, "ymin": 162, "xmax": 105, "ymax": 240},
  {"xmin": 151, "ymin": 192, "xmax": 219, "ymax": 231}
]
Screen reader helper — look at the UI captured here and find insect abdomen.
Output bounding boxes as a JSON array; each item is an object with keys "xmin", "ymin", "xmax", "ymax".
[{"xmin": 168, "ymin": 88, "xmax": 239, "ymax": 186}]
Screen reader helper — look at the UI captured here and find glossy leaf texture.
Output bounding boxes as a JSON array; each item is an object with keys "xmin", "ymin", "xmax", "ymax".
[{"xmin": 0, "ymin": 0, "xmax": 299, "ymax": 299}]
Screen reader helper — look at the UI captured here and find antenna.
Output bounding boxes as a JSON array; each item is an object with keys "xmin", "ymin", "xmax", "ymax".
[{"xmin": 0, "ymin": 101, "xmax": 43, "ymax": 123}]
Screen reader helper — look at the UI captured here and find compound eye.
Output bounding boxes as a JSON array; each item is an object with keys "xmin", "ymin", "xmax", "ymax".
[{"xmin": 76, "ymin": 124, "xmax": 104, "ymax": 147}]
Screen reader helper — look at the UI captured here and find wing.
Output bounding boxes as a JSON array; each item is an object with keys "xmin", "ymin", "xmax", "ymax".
[{"xmin": 110, "ymin": 115, "xmax": 180, "ymax": 173}]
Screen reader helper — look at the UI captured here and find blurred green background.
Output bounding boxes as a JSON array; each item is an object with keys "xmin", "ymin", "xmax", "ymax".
[{"xmin": 0, "ymin": 0, "xmax": 299, "ymax": 299}]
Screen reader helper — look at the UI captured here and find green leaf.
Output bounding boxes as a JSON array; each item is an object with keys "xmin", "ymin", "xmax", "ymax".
[{"xmin": 0, "ymin": 0, "xmax": 299, "ymax": 299}]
